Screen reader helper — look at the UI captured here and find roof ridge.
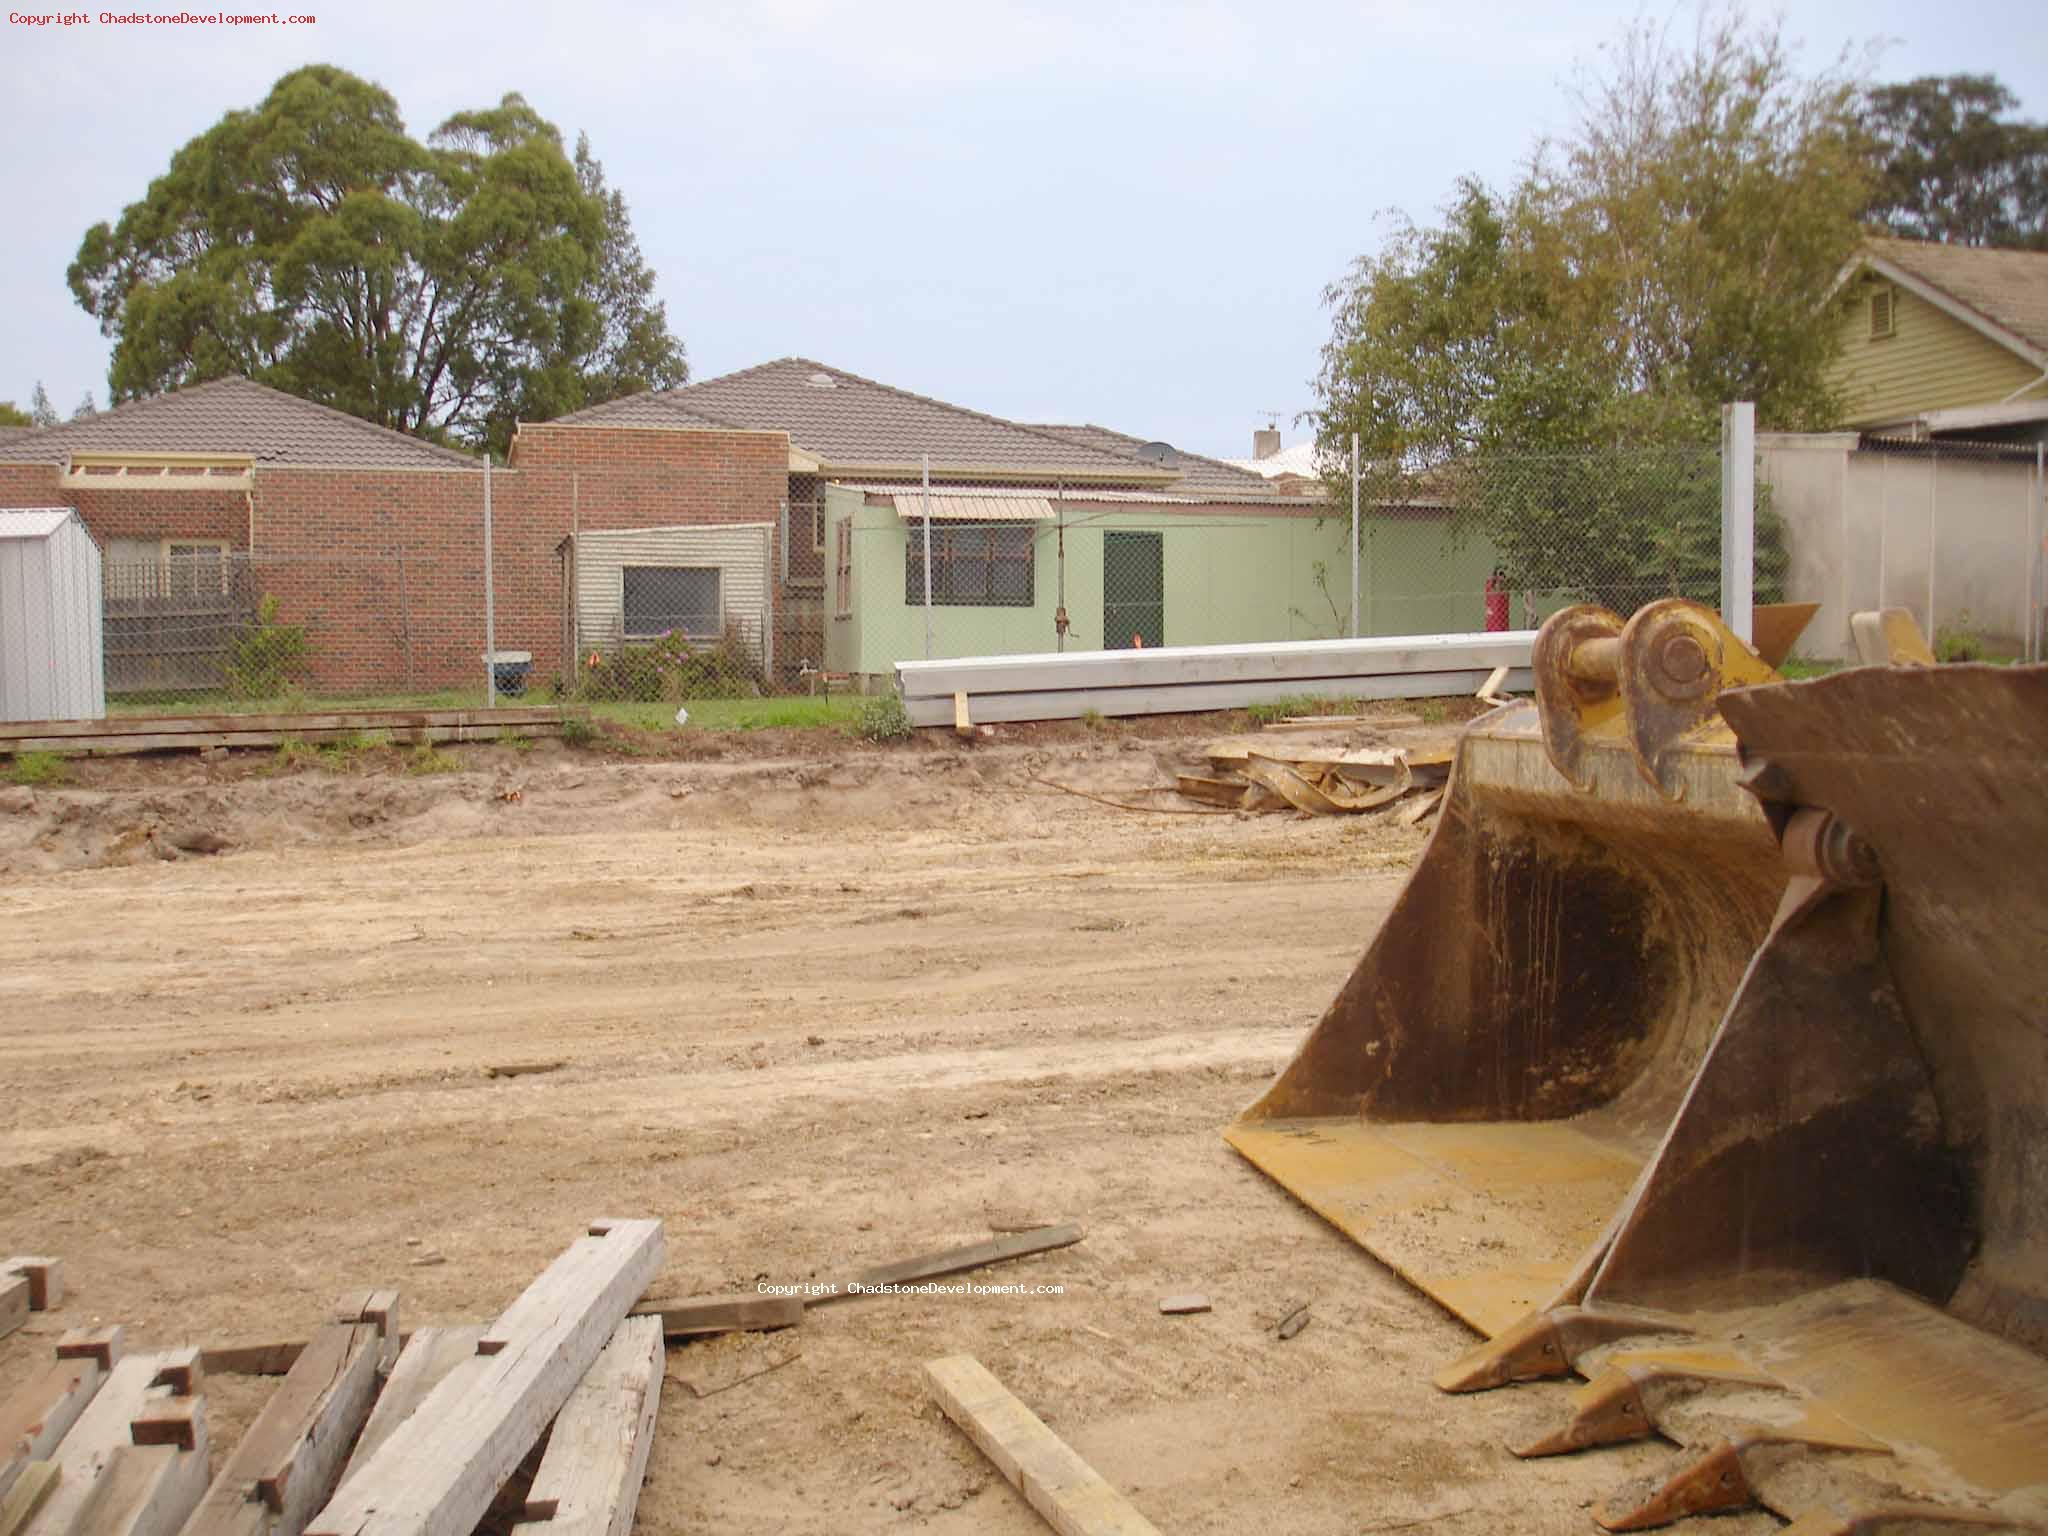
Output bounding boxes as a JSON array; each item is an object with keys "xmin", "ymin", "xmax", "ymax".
[
  {"xmin": 681, "ymin": 358, "xmax": 1152, "ymax": 473},
  {"xmin": 1028, "ymin": 421, "xmax": 1277, "ymax": 485},
  {"xmin": 226, "ymin": 378, "xmax": 482, "ymax": 467}
]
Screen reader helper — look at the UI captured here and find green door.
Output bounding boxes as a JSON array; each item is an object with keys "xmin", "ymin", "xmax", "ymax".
[{"xmin": 1103, "ymin": 531, "xmax": 1164, "ymax": 649}]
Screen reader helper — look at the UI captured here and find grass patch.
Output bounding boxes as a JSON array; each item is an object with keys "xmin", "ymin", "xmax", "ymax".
[
  {"xmin": 1080, "ymin": 707, "xmax": 1105, "ymax": 732},
  {"xmin": 1777, "ymin": 656, "xmax": 1842, "ymax": 680},
  {"xmin": 405, "ymin": 744, "xmax": 461, "ymax": 775},
  {"xmin": 1243, "ymin": 693, "xmax": 1364, "ymax": 725},
  {"xmin": 1417, "ymin": 699, "xmax": 1448, "ymax": 725},
  {"xmin": 6, "ymin": 751, "xmax": 67, "ymax": 787},
  {"xmin": 499, "ymin": 728, "xmax": 534, "ymax": 754},
  {"xmin": 591, "ymin": 695, "xmax": 866, "ymax": 732}
]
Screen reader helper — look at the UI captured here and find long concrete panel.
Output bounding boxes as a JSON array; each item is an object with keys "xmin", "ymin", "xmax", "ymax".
[
  {"xmin": 896, "ymin": 631, "xmax": 1535, "ymax": 699},
  {"xmin": 903, "ymin": 668, "xmax": 1533, "ymax": 727}
]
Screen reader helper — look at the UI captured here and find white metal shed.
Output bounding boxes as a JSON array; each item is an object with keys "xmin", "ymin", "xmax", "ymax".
[{"xmin": 0, "ymin": 508, "xmax": 106, "ymax": 722}]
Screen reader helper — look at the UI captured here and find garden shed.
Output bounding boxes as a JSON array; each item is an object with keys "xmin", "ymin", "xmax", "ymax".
[{"xmin": 0, "ymin": 507, "xmax": 106, "ymax": 722}]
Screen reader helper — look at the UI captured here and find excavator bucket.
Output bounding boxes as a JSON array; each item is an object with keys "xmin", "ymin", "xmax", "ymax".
[
  {"xmin": 1228, "ymin": 602, "xmax": 2048, "ymax": 1529},
  {"xmin": 1225, "ymin": 597, "xmax": 1792, "ymax": 1337}
]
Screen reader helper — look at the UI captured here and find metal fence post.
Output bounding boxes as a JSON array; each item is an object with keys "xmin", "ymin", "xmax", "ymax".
[
  {"xmin": 921, "ymin": 452, "xmax": 934, "ymax": 661},
  {"xmin": 2034, "ymin": 444, "xmax": 2045, "ymax": 662},
  {"xmin": 1350, "ymin": 433, "xmax": 1361, "ymax": 638},
  {"xmin": 1719, "ymin": 402, "xmax": 1755, "ymax": 643},
  {"xmin": 1927, "ymin": 448, "xmax": 1939, "ymax": 644},
  {"xmin": 483, "ymin": 452, "xmax": 497, "ymax": 707}
]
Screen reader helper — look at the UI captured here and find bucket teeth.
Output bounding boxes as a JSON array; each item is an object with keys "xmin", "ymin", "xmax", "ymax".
[
  {"xmin": 1434, "ymin": 1305, "xmax": 1692, "ymax": 1393},
  {"xmin": 1512, "ymin": 1352, "xmax": 1783, "ymax": 1458},
  {"xmin": 1595, "ymin": 1438, "xmax": 1757, "ymax": 1531},
  {"xmin": 1512, "ymin": 1366, "xmax": 1654, "ymax": 1457}
]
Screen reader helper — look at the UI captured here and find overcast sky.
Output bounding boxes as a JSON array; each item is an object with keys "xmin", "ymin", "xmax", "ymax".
[{"xmin": 3, "ymin": 1, "xmax": 2042, "ymax": 459}]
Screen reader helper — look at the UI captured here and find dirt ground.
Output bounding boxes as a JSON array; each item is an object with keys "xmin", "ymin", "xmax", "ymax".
[{"xmin": 0, "ymin": 719, "xmax": 1779, "ymax": 1535}]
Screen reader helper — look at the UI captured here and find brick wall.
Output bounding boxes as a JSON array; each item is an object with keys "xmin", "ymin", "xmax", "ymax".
[{"xmin": 0, "ymin": 424, "xmax": 791, "ymax": 695}]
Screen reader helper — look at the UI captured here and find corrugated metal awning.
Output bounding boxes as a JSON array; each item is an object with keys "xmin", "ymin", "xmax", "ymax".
[{"xmin": 891, "ymin": 494, "xmax": 1055, "ymax": 522}]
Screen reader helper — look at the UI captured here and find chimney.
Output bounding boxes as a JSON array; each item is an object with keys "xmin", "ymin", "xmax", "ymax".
[{"xmin": 1252, "ymin": 427, "xmax": 1281, "ymax": 460}]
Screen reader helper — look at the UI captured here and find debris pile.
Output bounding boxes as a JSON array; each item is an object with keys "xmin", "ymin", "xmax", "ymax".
[{"xmin": 1176, "ymin": 738, "xmax": 1452, "ymax": 822}]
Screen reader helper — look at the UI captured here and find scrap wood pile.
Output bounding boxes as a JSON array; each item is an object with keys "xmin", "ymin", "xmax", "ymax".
[
  {"xmin": 1176, "ymin": 737, "xmax": 1454, "ymax": 823},
  {"xmin": 1, "ymin": 1223, "xmax": 1085, "ymax": 1536}
]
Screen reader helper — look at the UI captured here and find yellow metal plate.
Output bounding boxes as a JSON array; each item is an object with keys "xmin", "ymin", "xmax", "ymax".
[{"xmin": 1223, "ymin": 1118, "xmax": 1641, "ymax": 1338}]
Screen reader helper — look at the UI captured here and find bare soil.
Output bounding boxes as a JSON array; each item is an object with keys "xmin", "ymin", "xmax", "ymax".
[{"xmin": 0, "ymin": 720, "xmax": 1775, "ymax": 1534}]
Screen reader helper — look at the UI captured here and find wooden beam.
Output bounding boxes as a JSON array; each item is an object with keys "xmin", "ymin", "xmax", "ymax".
[
  {"xmin": 0, "ymin": 1282, "xmax": 27, "ymax": 1345},
  {"xmin": 811, "ymin": 1223, "xmax": 1082, "ymax": 1308},
  {"xmin": 336, "ymin": 1328, "xmax": 486, "ymax": 1490},
  {"xmin": 0, "ymin": 1355, "xmax": 105, "ymax": 1503},
  {"xmin": 54, "ymin": 1328, "xmax": 123, "ymax": 1372},
  {"xmin": 0, "ymin": 1464, "xmax": 57, "ymax": 1536},
  {"xmin": 899, "ymin": 668, "xmax": 1534, "ymax": 728},
  {"xmin": 0, "ymin": 710, "xmax": 566, "ymax": 743},
  {"xmin": 626, "ymin": 1295, "xmax": 801, "ymax": 1339},
  {"xmin": 20, "ymin": 1353, "xmax": 182, "ymax": 1536},
  {"xmin": 196, "ymin": 1343, "xmax": 302, "ymax": 1380},
  {"xmin": 78, "ymin": 1438, "xmax": 210, "ymax": 1536},
  {"xmin": 507, "ymin": 1317, "xmax": 662, "ymax": 1536},
  {"xmin": 307, "ymin": 1219, "xmax": 664, "ymax": 1536},
  {"xmin": 178, "ymin": 1300, "xmax": 391, "ymax": 1536},
  {"xmin": 0, "ymin": 1261, "xmax": 61, "ymax": 1314},
  {"xmin": 924, "ymin": 1355, "xmax": 1161, "ymax": 1536}
]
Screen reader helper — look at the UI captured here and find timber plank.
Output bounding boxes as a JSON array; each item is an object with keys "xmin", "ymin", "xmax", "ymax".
[
  {"xmin": 0, "ymin": 1356, "xmax": 105, "ymax": 1503},
  {"xmin": 307, "ymin": 1218, "xmax": 664, "ymax": 1536},
  {"xmin": 627, "ymin": 1295, "xmax": 801, "ymax": 1338},
  {"xmin": 812, "ymin": 1223, "xmax": 1082, "ymax": 1308},
  {"xmin": 508, "ymin": 1316, "xmax": 662, "ymax": 1536},
  {"xmin": 0, "ymin": 1464, "xmax": 57, "ymax": 1536},
  {"xmin": 21, "ymin": 1353, "xmax": 177, "ymax": 1536},
  {"xmin": 924, "ymin": 1355, "xmax": 1161, "ymax": 1536},
  {"xmin": 2, "ymin": 722, "xmax": 563, "ymax": 758},
  {"xmin": 0, "ymin": 1282, "xmax": 26, "ymax": 1345},
  {"xmin": 0, "ymin": 709, "xmax": 566, "ymax": 742},
  {"xmin": 0, "ymin": 1261, "xmax": 61, "ymax": 1313},
  {"xmin": 177, "ymin": 1316, "xmax": 383, "ymax": 1536},
  {"xmin": 78, "ymin": 1438, "xmax": 210, "ymax": 1536},
  {"xmin": 337, "ymin": 1328, "xmax": 487, "ymax": 1489},
  {"xmin": 901, "ymin": 668, "xmax": 1532, "ymax": 727},
  {"xmin": 197, "ymin": 1343, "xmax": 302, "ymax": 1379}
]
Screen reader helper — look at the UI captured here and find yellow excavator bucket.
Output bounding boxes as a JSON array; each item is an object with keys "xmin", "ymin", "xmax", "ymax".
[{"xmin": 1228, "ymin": 600, "xmax": 2048, "ymax": 1530}]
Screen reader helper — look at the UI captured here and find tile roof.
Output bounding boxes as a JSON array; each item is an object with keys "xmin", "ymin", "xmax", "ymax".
[
  {"xmin": 557, "ymin": 358, "xmax": 1171, "ymax": 479},
  {"xmin": 0, "ymin": 425, "xmax": 33, "ymax": 441},
  {"xmin": 0, "ymin": 377, "xmax": 480, "ymax": 470},
  {"xmin": 1023, "ymin": 424, "xmax": 1285, "ymax": 500},
  {"xmin": 1864, "ymin": 238, "xmax": 2048, "ymax": 361},
  {"xmin": 1221, "ymin": 441, "xmax": 1334, "ymax": 480}
]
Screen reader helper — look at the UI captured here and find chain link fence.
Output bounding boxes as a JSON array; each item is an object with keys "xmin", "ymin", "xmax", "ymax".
[{"xmin": 64, "ymin": 435, "xmax": 1850, "ymax": 718}]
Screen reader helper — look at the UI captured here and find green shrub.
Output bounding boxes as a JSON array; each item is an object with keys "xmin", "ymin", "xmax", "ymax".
[
  {"xmin": 7, "ymin": 751, "xmax": 66, "ymax": 786},
  {"xmin": 854, "ymin": 692, "xmax": 914, "ymax": 742},
  {"xmin": 405, "ymin": 744, "xmax": 459, "ymax": 775},
  {"xmin": 1935, "ymin": 613, "xmax": 1984, "ymax": 663},
  {"xmin": 226, "ymin": 595, "xmax": 311, "ymax": 700},
  {"xmin": 577, "ymin": 625, "xmax": 762, "ymax": 702},
  {"xmin": 560, "ymin": 715, "xmax": 597, "ymax": 748}
]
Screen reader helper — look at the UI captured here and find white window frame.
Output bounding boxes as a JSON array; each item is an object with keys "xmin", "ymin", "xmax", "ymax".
[
  {"xmin": 620, "ymin": 563, "xmax": 724, "ymax": 642},
  {"xmin": 160, "ymin": 538, "xmax": 234, "ymax": 597}
]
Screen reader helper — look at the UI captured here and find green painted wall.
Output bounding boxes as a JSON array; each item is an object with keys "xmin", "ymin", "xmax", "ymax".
[
  {"xmin": 825, "ymin": 489, "xmax": 1500, "ymax": 676},
  {"xmin": 1828, "ymin": 274, "xmax": 2048, "ymax": 427}
]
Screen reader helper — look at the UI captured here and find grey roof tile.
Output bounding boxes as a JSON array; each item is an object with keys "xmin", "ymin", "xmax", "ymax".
[
  {"xmin": 558, "ymin": 358, "xmax": 1168, "ymax": 478},
  {"xmin": 0, "ymin": 377, "xmax": 480, "ymax": 470},
  {"xmin": 1024, "ymin": 423, "xmax": 1286, "ymax": 499}
]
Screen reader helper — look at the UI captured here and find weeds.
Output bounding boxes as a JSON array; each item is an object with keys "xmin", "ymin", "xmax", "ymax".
[
  {"xmin": 405, "ymin": 744, "xmax": 460, "ymax": 775},
  {"xmin": 854, "ymin": 693, "xmax": 914, "ymax": 743},
  {"xmin": 1935, "ymin": 614, "xmax": 1984, "ymax": 664},
  {"xmin": 500, "ymin": 728, "xmax": 534, "ymax": 754},
  {"xmin": 1080, "ymin": 708, "xmax": 1105, "ymax": 731},
  {"xmin": 1417, "ymin": 699, "xmax": 1447, "ymax": 725},
  {"xmin": 559, "ymin": 715, "xmax": 597, "ymax": 748},
  {"xmin": 6, "ymin": 751, "xmax": 66, "ymax": 787},
  {"xmin": 1244, "ymin": 693, "xmax": 1356, "ymax": 725}
]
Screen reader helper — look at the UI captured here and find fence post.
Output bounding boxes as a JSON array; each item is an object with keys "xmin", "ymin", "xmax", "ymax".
[
  {"xmin": 1350, "ymin": 434, "xmax": 1361, "ymax": 638},
  {"xmin": 483, "ymin": 451, "xmax": 497, "ymax": 707},
  {"xmin": 2033, "ymin": 444, "xmax": 2045, "ymax": 662},
  {"xmin": 921, "ymin": 452, "xmax": 934, "ymax": 661},
  {"xmin": 1719, "ymin": 402, "xmax": 1755, "ymax": 644}
]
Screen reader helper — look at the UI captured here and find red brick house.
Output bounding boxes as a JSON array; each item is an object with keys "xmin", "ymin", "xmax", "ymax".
[{"xmin": 0, "ymin": 361, "xmax": 1291, "ymax": 698}]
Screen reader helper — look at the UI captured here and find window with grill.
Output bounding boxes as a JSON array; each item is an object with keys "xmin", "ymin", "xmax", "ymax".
[
  {"xmin": 905, "ymin": 524, "xmax": 1035, "ymax": 607},
  {"xmin": 163, "ymin": 540, "xmax": 230, "ymax": 598},
  {"xmin": 1870, "ymin": 287, "xmax": 1896, "ymax": 340},
  {"xmin": 623, "ymin": 566, "xmax": 721, "ymax": 639},
  {"xmin": 835, "ymin": 519, "xmax": 854, "ymax": 617}
]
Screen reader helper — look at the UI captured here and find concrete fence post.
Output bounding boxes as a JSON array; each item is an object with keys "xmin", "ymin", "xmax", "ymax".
[{"xmin": 1720, "ymin": 403, "xmax": 1755, "ymax": 644}]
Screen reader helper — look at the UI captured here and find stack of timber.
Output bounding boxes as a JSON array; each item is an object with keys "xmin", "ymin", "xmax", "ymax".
[
  {"xmin": 0, "ymin": 1223, "xmax": 670, "ymax": 1536},
  {"xmin": 1178, "ymin": 739, "xmax": 1452, "ymax": 821},
  {"xmin": 0, "ymin": 708, "xmax": 586, "ymax": 759},
  {"xmin": 896, "ymin": 632, "xmax": 1536, "ymax": 727}
]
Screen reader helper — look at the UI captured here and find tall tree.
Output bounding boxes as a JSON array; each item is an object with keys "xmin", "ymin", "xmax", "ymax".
[
  {"xmin": 28, "ymin": 382, "xmax": 58, "ymax": 428},
  {"xmin": 0, "ymin": 401, "xmax": 30, "ymax": 427},
  {"xmin": 1862, "ymin": 74, "xmax": 2048, "ymax": 248},
  {"xmin": 68, "ymin": 66, "xmax": 687, "ymax": 452},
  {"xmin": 71, "ymin": 392, "xmax": 98, "ymax": 420}
]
